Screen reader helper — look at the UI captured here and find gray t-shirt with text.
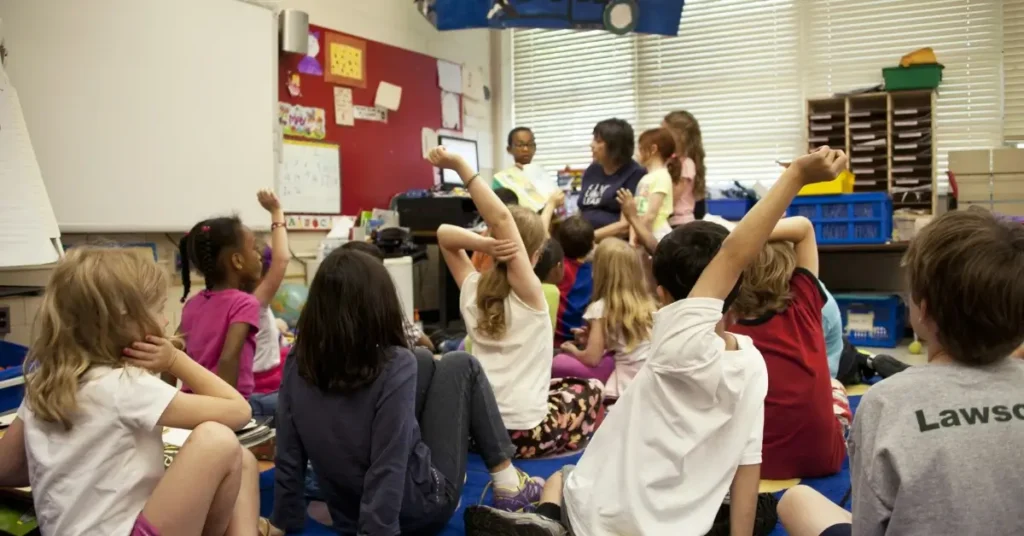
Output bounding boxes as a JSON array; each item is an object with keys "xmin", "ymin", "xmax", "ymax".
[{"xmin": 849, "ymin": 358, "xmax": 1024, "ymax": 535}]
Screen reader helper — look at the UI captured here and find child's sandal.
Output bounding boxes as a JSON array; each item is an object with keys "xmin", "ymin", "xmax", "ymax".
[{"xmin": 259, "ymin": 517, "xmax": 283, "ymax": 536}]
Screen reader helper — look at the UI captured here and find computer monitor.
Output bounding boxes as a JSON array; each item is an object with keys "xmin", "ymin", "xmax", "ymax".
[{"xmin": 437, "ymin": 135, "xmax": 480, "ymax": 186}]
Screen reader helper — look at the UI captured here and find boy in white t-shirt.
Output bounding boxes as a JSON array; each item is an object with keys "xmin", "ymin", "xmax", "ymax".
[{"xmin": 465, "ymin": 147, "xmax": 849, "ymax": 536}]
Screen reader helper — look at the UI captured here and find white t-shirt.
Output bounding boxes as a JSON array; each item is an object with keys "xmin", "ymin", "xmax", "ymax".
[
  {"xmin": 564, "ymin": 298, "xmax": 768, "ymax": 536},
  {"xmin": 459, "ymin": 272, "xmax": 552, "ymax": 430},
  {"xmin": 583, "ymin": 299, "xmax": 651, "ymax": 398},
  {"xmin": 253, "ymin": 305, "xmax": 282, "ymax": 373},
  {"xmin": 19, "ymin": 366, "xmax": 178, "ymax": 536}
]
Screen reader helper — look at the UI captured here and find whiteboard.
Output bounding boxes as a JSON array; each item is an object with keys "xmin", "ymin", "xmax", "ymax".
[
  {"xmin": 277, "ymin": 141, "xmax": 342, "ymax": 214},
  {"xmin": 0, "ymin": 0, "xmax": 278, "ymax": 232}
]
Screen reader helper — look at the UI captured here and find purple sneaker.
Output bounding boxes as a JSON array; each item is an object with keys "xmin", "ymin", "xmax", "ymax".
[{"xmin": 492, "ymin": 469, "xmax": 545, "ymax": 512}]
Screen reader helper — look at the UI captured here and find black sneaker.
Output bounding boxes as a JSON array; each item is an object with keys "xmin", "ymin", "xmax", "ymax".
[
  {"xmin": 464, "ymin": 505, "xmax": 566, "ymax": 536},
  {"xmin": 870, "ymin": 354, "xmax": 911, "ymax": 379}
]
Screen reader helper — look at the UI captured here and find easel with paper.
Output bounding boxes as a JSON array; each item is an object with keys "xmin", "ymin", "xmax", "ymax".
[
  {"xmin": 0, "ymin": 51, "xmax": 62, "ymax": 267},
  {"xmin": 277, "ymin": 140, "xmax": 342, "ymax": 215}
]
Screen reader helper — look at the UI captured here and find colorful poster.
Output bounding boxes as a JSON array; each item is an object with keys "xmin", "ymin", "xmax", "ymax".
[
  {"xmin": 298, "ymin": 31, "xmax": 323, "ymax": 76},
  {"xmin": 325, "ymin": 32, "xmax": 367, "ymax": 88},
  {"xmin": 278, "ymin": 102, "xmax": 326, "ymax": 140}
]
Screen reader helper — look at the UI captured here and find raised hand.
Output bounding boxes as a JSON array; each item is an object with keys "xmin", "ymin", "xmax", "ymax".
[
  {"xmin": 257, "ymin": 188, "xmax": 281, "ymax": 212},
  {"xmin": 547, "ymin": 190, "xmax": 566, "ymax": 208},
  {"xmin": 791, "ymin": 146, "xmax": 849, "ymax": 185},
  {"xmin": 427, "ymin": 146, "xmax": 466, "ymax": 170},
  {"xmin": 616, "ymin": 188, "xmax": 638, "ymax": 221}
]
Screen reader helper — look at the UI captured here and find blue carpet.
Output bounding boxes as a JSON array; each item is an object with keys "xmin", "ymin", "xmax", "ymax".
[{"xmin": 260, "ymin": 391, "xmax": 867, "ymax": 535}]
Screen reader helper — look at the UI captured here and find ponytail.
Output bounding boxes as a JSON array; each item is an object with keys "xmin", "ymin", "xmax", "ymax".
[
  {"xmin": 178, "ymin": 233, "xmax": 192, "ymax": 303},
  {"xmin": 666, "ymin": 154, "xmax": 683, "ymax": 185},
  {"xmin": 475, "ymin": 264, "xmax": 513, "ymax": 339}
]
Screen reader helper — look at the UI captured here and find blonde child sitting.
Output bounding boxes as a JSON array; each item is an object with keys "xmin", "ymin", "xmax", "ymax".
[
  {"xmin": 559, "ymin": 238, "xmax": 656, "ymax": 399},
  {"xmin": 0, "ymin": 247, "xmax": 277, "ymax": 536}
]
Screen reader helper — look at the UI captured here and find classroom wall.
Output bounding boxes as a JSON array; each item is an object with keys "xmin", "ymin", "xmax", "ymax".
[{"xmin": 0, "ymin": 0, "xmax": 498, "ymax": 347}]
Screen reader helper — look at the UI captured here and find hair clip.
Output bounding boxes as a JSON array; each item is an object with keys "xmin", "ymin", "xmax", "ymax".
[{"xmin": 201, "ymin": 225, "xmax": 210, "ymax": 232}]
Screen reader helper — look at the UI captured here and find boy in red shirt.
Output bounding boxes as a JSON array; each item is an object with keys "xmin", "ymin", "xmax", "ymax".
[{"xmin": 729, "ymin": 216, "xmax": 850, "ymax": 479}]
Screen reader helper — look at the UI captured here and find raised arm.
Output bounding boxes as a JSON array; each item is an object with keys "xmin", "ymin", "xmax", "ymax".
[
  {"xmin": 769, "ymin": 216, "xmax": 819, "ymax": 276},
  {"xmin": 253, "ymin": 189, "xmax": 291, "ymax": 306},
  {"xmin": 540, "ymin": 190, "xmax": 566, "ymax": 237},
  {"xmin": 429, "ymin": 148, "xmax": 545, "ymax": 310},
  {"xmin": 689, "ymin": 148, "xmax": 847, "ymax": 301}
]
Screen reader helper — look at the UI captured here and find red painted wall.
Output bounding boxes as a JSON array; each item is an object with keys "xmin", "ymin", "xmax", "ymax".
[{"xmin": 279, "ymin": 25, "xmax": 445, "ymax": 214}]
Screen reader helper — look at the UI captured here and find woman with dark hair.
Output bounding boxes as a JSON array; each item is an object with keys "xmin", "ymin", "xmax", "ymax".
[
  {"xmin": 271, "ymin": 248, "xmax": 543, "ymax": 535},
  {"xmin": 578, "ymin": 118, "xmax": 646, "ymax": 241}
]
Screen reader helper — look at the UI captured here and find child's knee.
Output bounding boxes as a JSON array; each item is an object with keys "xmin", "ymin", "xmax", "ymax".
[
  {"xmin": 188, "ymin": 422, "xmax": 243, "ymax": 466},
  {"xmin": 240, "ymin": 446, "xmax": 258, "ymax": 472}
]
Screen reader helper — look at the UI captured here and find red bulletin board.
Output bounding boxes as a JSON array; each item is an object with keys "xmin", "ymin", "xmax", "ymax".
[{"xmin": 279, "ymin": 25, "xmax": 452, "ymax": 215}]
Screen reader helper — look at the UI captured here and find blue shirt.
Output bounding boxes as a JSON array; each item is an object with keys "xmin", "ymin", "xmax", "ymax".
[
  {"xmin": 821, "ymin": 286, "xmax": 844, "ymax": 378},
  {"xmin": 577, "ymin": 161, "xmax": 645, "ymax": 229},
  {"xmin": 272, "ymin": 349, "xmax": 446, "ymax": 535}
]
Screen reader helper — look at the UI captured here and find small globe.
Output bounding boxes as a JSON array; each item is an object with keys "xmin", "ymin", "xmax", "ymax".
[{"xmin": 271, "ymin": 283, "xmax": 309, "ymax": 328}]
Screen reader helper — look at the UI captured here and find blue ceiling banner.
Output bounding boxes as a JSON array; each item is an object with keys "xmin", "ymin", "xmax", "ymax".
[{"xmin": 416, "ymin": 0, "xmax": 687, "ymax": 37}]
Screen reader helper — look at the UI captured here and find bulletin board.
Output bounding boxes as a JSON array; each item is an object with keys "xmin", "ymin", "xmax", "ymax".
[{"xmin": 279, "ymin": 25, "xmax": 450, "ymax": 215}]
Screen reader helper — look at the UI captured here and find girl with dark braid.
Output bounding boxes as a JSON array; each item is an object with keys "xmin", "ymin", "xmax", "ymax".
[{"xmin": 177, "ymin": 192, "xmax": 270, "ymax": 404}]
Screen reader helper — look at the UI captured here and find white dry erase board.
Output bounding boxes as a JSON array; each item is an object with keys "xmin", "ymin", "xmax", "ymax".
[
  {"xmin": 0, "ymin": 0, "xmax": 277, "ymax": 232},
  {"xmin": 277, "ymin": 141, "xmax": 342, "ymax": 214}
]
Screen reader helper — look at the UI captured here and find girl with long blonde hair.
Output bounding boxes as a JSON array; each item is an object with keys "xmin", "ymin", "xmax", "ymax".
[
  {"xmin": 431, "ymin": 147, "xmax": 604, "ymax": 460},
  {"xmin": 0, "ymin": 247, "xmax": 279, "ymax": 536},
  {"xmin": 560, "ymin": 238, "xmax": 656, "ymax": 398}
]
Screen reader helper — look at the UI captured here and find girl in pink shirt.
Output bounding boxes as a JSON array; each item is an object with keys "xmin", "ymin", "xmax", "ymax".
[
  {"xmin": 178, "ymin": 196, "xmax": 271, "ymax": 402},
  {"xmin": 663, "ymin": 110, "xmax": 708, "ymax": 225}
]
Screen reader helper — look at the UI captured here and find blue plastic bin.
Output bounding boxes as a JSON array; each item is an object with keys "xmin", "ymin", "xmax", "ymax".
[
  {"xmin": 0, "ymin": 341, "xmax": 27, "ymax": 414},
  {"xmin": 787, "ymin": 192, "xmax": 892, "ymax": 245},
  {"xmin": 707, "ymin": 198, "xmax": 754, "ymax": 221},
  {"xmin": 833, "ymin": 294, "xmax": 904, "ymax": 348}
]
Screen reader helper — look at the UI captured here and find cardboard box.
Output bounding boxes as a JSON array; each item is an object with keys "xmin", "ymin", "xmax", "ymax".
[{"xmin": 949, "ymin": 150, "xmax": 992, "ymax": 174}]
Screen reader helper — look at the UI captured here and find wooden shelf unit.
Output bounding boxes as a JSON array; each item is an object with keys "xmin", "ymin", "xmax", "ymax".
[{"xmin": 805, "ymin": 90, "xmax": 938, "ymax": 214}]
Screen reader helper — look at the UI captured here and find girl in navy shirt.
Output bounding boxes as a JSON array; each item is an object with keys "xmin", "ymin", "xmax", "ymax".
[{"xmin": 577, "ymin": 118, "xmax": 646, "ymax": 241}]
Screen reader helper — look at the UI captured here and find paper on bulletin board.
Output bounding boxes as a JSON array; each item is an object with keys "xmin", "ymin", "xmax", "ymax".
[
  {"xmin": 278, "ymin": 102, "xmax": 326, "ymax": 140},
  {"xmin": 441, "ymin": 91, "xmax": 461, "ymax": 130},
  {"xmin": 437, "ymin": 60, "xmax": 463, "ymax": 94},
  {"xmin": 375, "ymin": 81, "xmax": 403, "ymax": 111},
  {"xmin": 463, "ymin": 97, "xmax": 487, "ymax": 131},
  {"xmin": 421, "ymin": 127, "xmax": 438, "ymax": 158},
  {"xmin": 353, "ymin": 105, "xmax": 388, "ymax": 123},
  {"xmin": 477, "ymin": 131, "xmax": 494, "ymax": 169},
  {"xmin": 333, "ymin": 87, "xmax": 354, "ymax": 126},
  {"xmin": 462, "ymin": 66, "xmax": 486, "ymax": 101}
]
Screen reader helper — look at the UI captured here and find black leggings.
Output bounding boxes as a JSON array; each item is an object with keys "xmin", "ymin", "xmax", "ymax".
[{"xmin": 694, "ymin": 198, "xmax": 707, "ymax": 220}]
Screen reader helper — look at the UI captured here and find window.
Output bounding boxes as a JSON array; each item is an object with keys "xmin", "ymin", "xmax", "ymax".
[
  {"xmin": 1005, "ymin": 0, "xmax": 1024, "ymax": 141},
  {"xmin": 511, "ymin": 29, "xmax": 637, "ymax": 173},
  {"xmin": 636, "ymin": 0, "xmax": 803, "ymax": 182},
  {"xmin": 511, "ymin": 0, "xmax": 1007, "ymax": 184},
  {"xmin": 805, "ymin": 0, "xmax": 1004, "ymax": 179}
]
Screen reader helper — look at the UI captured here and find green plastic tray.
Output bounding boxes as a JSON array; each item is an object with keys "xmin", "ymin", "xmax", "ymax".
[{"xmin": 883, "ymin": 64, "xmax": 944, "ymax": 91}]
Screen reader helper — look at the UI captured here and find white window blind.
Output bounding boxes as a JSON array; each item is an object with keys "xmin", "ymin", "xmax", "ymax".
[
  {"xmin": 1005, "ymin": 0, "xmax": 1024, "ymax": 141},
  {"xmin": 797, "ymin": 0, "xmax": 1002, "ymax": 176},
  {"xmin": 636, "ymin": 0, "xmax": 804, "ymax": 183},
  {"xmin": 511, "ymin": 29, "xmax": 637, "ymax": 173}
]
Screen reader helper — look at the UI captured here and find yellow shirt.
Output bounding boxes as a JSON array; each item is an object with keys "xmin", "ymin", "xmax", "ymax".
[{"xmin": 635, "ymin": 168, "xmax": 674, "ymax": 236}]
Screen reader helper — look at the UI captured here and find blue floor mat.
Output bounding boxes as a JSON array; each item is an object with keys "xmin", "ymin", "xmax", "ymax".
[{"xmin": 261, "ymin": 392, "xmax": 866, "ymax": 535}]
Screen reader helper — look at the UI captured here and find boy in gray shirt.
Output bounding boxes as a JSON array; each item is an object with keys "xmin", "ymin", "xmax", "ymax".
[{"xmin": 776, "ymin": 207, "xmax": 1024, "ymax": 536}]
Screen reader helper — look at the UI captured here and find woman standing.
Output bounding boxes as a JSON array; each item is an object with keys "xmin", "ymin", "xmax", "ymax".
[
  {"xmin": 662, "ymin": 110, "xmax": 708, "ymax": 223},
  {"xmin": 577, "ymin": 119, "xmax": 645, "ymax": 241}
]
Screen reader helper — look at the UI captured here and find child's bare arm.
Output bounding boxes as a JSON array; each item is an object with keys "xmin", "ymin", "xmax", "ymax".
[
  {"xmin": 769, "ymin": 216, "xmax": 819, "ymax": 276},
  {"xmin": 430, "ymin": 148, "xmax": 545, "ymax": 310},
  {"xmin": 618, "ymin": 189, "xmax": 660, "ymax": 254},
  {"xmin": 729, "ymin": 464, "xmax": 761, "ymax": 536},
  {"xmin": 689, "ymin": 148, "xmax": 847, "ymax": 301},
  {"xmin": 254, "ymin": 189, "xmax": 291, "ymax": 306},
  {"xmin": 560, "ymin": 319, "xmax": 607, "ymax": 367},
  {"xmin": 594, "ymin": 218, "xmax": 630, "ymax": 242},
  {"xmin": 215, "ymin": 322, "xmax": 251, "ymax": 389},
  {"xmin": 437, "ymin": 225, "xmax": 487, "ymax": 288},
  {"xmin": 540, "ymin": 191, "xmax": 565, "ymax": 237},
  {"xmin": 0, "ymin": 419, "xmax": 30, "ymax": 487}
]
